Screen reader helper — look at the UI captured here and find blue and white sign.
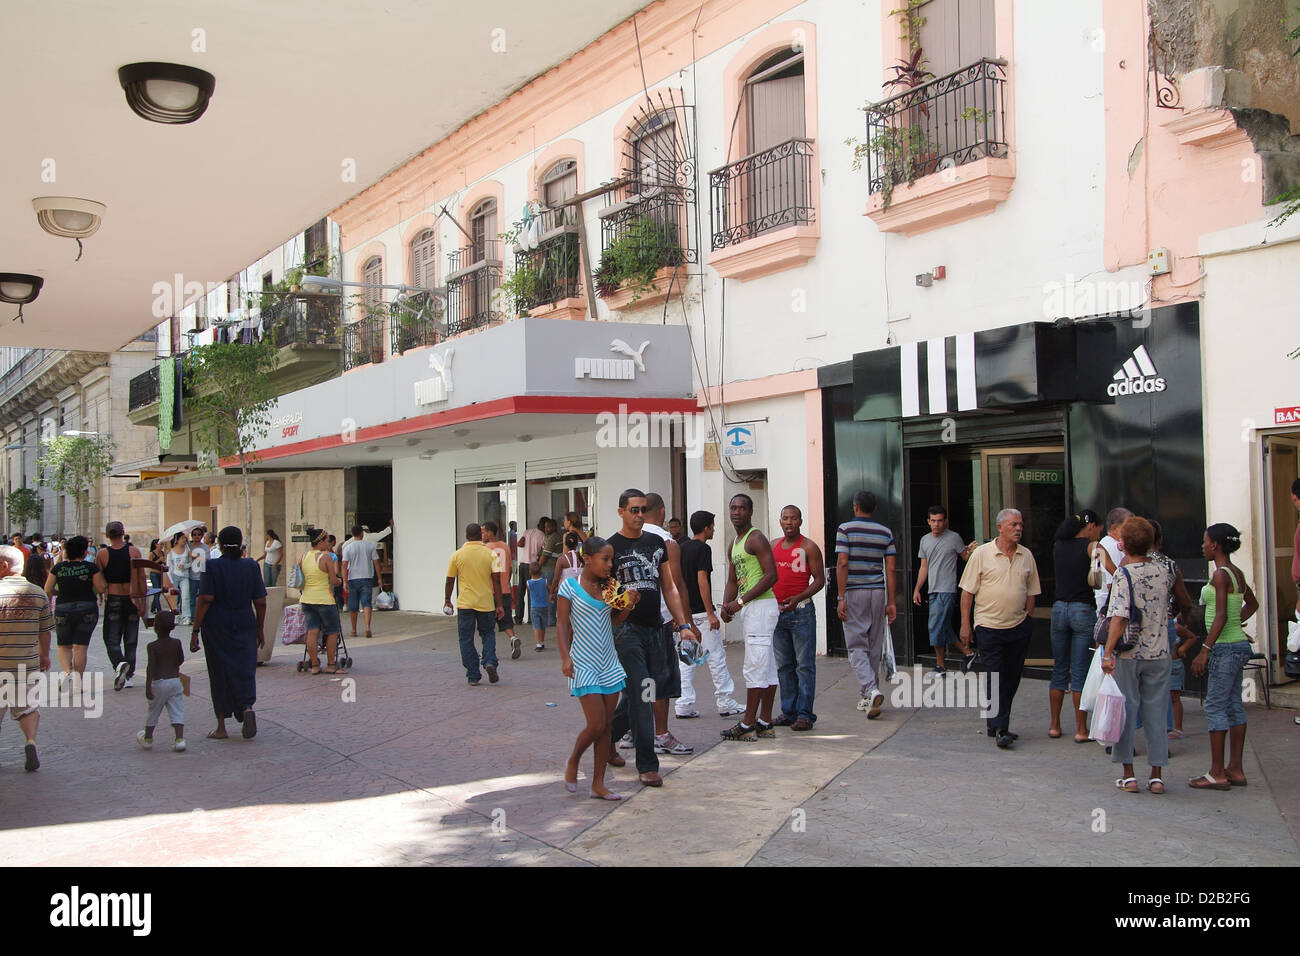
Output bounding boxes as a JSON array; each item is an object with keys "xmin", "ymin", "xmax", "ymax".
[{"xmin": 722, "ymin": 424, "xmax": 757, "ymax": 457}]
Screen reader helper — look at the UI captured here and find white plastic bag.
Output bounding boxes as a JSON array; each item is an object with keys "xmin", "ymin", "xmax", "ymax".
[
  {"xmin": 374, "ymin": 590, "xmax": 397, "ymax": 611},
  {"xmin": 1079, "ymin": 647, "xmax": 1105, "ymax": 712},
  {"xmin": 1287, "ymin": 611, "xmax": 1300, "ymax": 653},
  {"xmin": 1090, "ymin": 674, "xmax": 1127, "ymax": 745}
]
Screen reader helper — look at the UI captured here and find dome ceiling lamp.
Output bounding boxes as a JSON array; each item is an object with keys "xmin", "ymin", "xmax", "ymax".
[
  {"xmin": 32, "ymin": 197, "xmax": 106, "ymax": 261},
  {"xmin": 0, "ymin": 273, "xmax": 45, "ymax": 323},
  {"xmin": 117, "ymin": 62, "xmax": 216, "ymax": 125}
]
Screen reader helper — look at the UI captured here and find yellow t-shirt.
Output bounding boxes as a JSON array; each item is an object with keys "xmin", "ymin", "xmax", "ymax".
[
  {"xmin": 958, "ymin": 541, "xmax": 1041, "ymax": 630},
  {"xmin": 447, "ymin": 542, "xmax": 498, "ymax": 612}
]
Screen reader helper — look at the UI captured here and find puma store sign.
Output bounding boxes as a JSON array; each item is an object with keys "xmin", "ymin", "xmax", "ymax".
[
  {"xmin": 1276, "ymin": 405, "xmax": 1300, "ymax": 425},
  {"xmin": 414, "ymin": 349, "xmax": 454, "ymax": 405},
  {"xmin": 1106, "ymin": 345, "xmax": 1167, "ymax": 397},
  {"xmin": 575, "ymin": 339, "xmax": 649, "ymax": 381}
]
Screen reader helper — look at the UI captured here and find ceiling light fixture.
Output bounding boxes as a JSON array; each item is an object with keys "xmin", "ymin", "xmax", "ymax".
[
  {"xmin": 32, "ymin": 197, "xmax": 106, "ymax": 261},
  {"xmin": 516, "ymin": 435, "xmax": 533, "ymax": 443},
  {"xmin": 465, "ymin": 442, "xmax": 480, "ymax": 450},
  {"xmin": 0, "ymin": 273, "xmax": 44, "ymax": 323},
  {"xmin": 452, "ymin": 428, "xmax": 469, "ymax": 438},
  {"xmin": 404, "ymin": 437, "xmax": 421, "ymax": 447},
  {"xmin": 418, "ymin": 450, "xmax": 438, "ymax": 460},
  {"xmin": 118, "ymin": 62, "xmax": 216, "ymax": 124}
]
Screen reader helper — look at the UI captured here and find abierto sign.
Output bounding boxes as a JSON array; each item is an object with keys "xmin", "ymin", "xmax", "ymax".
[{"xmin": 1275, "ymin": 405, "xmax": 1300, "ymax": 426}]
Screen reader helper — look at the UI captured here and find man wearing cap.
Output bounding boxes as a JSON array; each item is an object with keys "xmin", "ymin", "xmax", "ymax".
[{"xmin": 96, "ymin": 520, "xmax": 147, "ymax": 690}]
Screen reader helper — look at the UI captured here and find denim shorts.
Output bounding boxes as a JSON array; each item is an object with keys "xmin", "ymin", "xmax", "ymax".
[
  {"xmin": 1204, "ymin": 640, "xmax": 1252, "ymax": 732},
  {"xmin": 301, "ymin": 602, "xmax": 342, "ymax": 636},
  {"xmin": 346, "ymin": 579, "xmax": 373, "ymax": 612},
  {"xmin": 55, "ymin": 601, "xmax": 99, "ymax": 647},
  {"xmin": 927, "ymin": 591, "xmax": 957, "ymax": 647}
]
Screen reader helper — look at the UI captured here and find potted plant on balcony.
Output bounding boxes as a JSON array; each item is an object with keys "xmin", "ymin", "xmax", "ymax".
[
  {"xmin": 497, "ymin": 260, "xmax": 544, "ymax": 318},
  {"xmin": 594, "ymin": 215, "xmax": 683, "ymax": 304}
]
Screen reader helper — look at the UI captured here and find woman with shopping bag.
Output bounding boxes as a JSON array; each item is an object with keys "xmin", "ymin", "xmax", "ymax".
[{"xmin": 1099, "ymin": 516, "xmax": 1173, "ymax": 794}]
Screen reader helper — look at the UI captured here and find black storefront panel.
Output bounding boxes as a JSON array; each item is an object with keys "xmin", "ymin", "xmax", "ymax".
[{"xmin": 1067, "ymin": 302, "xmax": 1206, "ymax": 572}]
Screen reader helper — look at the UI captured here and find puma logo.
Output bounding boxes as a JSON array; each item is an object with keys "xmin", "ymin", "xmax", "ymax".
[
  {"xmin": 609, "ymin": 339, "xmax": 650, "ymax": 372},
  {"xmin": 429, "ymin": 347, "xmax": 455, "ymax": 391}
]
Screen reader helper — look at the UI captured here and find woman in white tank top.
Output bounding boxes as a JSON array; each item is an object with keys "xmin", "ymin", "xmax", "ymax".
[{"xmin": 550, "ymin": 533, "xmax": 584, "ymax": 604}]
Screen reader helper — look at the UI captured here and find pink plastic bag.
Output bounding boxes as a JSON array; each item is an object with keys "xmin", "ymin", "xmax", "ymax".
[
  {"xmin": 278, "ymin": 604, "xmax": 307, "ymax": 645},
  {"xmin": 1090, "ymin": 674, "xmax": 1127, "ymax": 745}
]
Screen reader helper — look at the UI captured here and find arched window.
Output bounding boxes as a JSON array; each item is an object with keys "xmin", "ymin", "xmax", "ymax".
[
  {"xmin": 745, "ymin": 48, "xmax": 805, "ymax": 155},
  {"xmin": 630, "ymin": 113, "xmax": 677, "ymax": 192},
  {"xmin": 469, "ymin": 199, "xmax": 498, "ymax": 262},
  {"xmin": 363, "ymin": 256, "xmax": 383, "ymax": 311},
  {"xmin": 540, "ymin": 160, "xmax": 578, "ymax": 226},
  {"xmin": 410, "ymin": 229, "xmax": 436, "ymax": 288}
]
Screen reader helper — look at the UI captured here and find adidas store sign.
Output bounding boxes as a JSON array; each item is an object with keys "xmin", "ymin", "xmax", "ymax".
[{"xmin": 1106, "ymin": 345, "xmax": 1166, "ymax": 397}]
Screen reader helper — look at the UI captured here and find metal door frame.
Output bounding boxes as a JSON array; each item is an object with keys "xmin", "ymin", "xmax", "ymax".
[{"xmin": 1262, "ymin": 432, "xmax": 1299, "ymax": 683}]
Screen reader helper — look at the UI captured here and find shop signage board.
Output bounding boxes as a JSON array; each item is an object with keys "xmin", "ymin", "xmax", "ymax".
[
  {"xmin": 1013, "ymin": 467, "xmax": 1063, "ymax": 484},
  {"xmin": 1275, "ymin": 405, "xmax": 1300, "ymax": 425},
  {"xmin": 722, "ymin": 424, "xmax": 756, "ymax": 456}
]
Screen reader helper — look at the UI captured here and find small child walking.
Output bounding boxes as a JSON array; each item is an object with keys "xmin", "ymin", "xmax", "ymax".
[
  {"xmin": 137, "ymin": 610, "xmax": 187, "ymax": 752},
  {"xmin": 527, "ymin": 563, "xmax": 550, "ymax": 652}
]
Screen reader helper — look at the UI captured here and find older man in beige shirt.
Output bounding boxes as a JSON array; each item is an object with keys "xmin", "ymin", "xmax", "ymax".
[{"xmin": 959, "ymin": 508, "xmax": 1041, "ymax": 749}]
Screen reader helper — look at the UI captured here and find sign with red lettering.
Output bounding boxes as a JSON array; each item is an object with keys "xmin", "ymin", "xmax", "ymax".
[
  {"xmin": 282, "ymin": 424, "xmax": 299, "ymax": 438},
  {"xmin": 1275, "ymin": 406, "xmax": 1300, "ymax": 425}
]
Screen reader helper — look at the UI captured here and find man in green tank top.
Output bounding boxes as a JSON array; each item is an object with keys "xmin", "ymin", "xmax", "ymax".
[{"xmin": 720, "ymin": 494, "xmax": 780, "ymax": 741}]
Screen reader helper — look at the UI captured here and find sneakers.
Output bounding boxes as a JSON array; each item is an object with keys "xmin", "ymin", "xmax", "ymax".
[
  {"xmin": 855, "ymin": 695, "xmax": 873, "ymax": 712},
  {"xmin": 996, "ymin": 731, "xmax": 1015, "ymax": 749},
  {"xmin": 718, "ymin": 706, "xmax": 744, "ymax": 717},
  {"xmin": 173, "ymin": 738, "xmax": 187, "ymax": 752},
  {"xmin": 654, "ymin": 733, "xmax": 693, "ymax": 755},
  {"xmin": 113, "ymin": 662, "xmax": 129, "ymax": 691},
  {"xmin": 24, "ymin": 742, "xmax": 38, "ymax": 772},
  {"xmin": 675, "ymin": 709, "xmax": 701, "ymax": 720},
  {"xmin": 859, "ymin": 692, "xmax": 884, "ymax": 719},
  {"xmin": 617, "ymin": 733, "xmax": 635, "ymax": 750},
  {"xmin": 510, "ymin": 637, "xmax": 522, "ymax": 660},
  {"xmin": 755, "ymin": 720, "xmax": 775, "ymax": 739},
  {"xmin": 136, "ymin": 731, "xmax": 152, "ymax": 750},
  {"xmin": 467, "ymin": 679, "xmax": 481, "ymax": 687},
  {"xmin": 485, "ymin": 664, "xmax": 499, "ymax": 684},
  {"xmin": 929, "ymin": 665, "xmax": 947, "ymax": 675},
  {"xmin": 720, "ymin": 721, "xmax": 757, "ymax": 742},
  {"xmin": 535, "ymin": 643, "xmax": 545, "ymax": 652},
  {"xmin": 124, "ymin": 678, "xmax": 134, "ymax": 688}
]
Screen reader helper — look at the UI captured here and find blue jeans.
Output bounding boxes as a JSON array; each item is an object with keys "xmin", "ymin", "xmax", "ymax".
[
  {"xmin": 927, "ymin": 591, "xmax": 957, "ymax": 648},
  {"xmin": 1050, "ymin": 601, "xmax": 1096, "ymax": 692},
  {"xmin": 458, "ymin": 609, "xmax": 498, "ymax": 682},
  {"xmin": 103, "ymin": 595, "xmax": 140, "ymax": 679},
  {"xmin": 609, "ymin": 622, "xmax": 659, "ymax": 774},
  {"xmin": 773, "ymin": 603, "xmax": 817, "ymax": 722},
  {"xmin": 185, "ymin": 577, "xmax": 201, "ymax": 620},
  {"xmin": 1204, "ymin": 641, "xmax": 1252, "ymax": 732}
]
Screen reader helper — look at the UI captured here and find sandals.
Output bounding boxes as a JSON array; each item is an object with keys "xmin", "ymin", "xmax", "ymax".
[
  {"xmin": 1188, "ymin": 772, "xmax": 1231, "ymax": 791},
  {"xmin": 1167, "ymin": 729, "xmax": 1186, "ymax": 740},
  {"xmin": 1115, "ymin": 777, "xmax": 1139, "ymax": 792},
  {"xmin": 1048, "ymin": 729, "xmax": 1062, "ymax": 739},
  {"xmin": 309, "ymin": 665, "xmax": 322, "ymax": 675},
  {"xmin": 1145, "ymin": 779, "xmax": 1165, "ymax": 794}
]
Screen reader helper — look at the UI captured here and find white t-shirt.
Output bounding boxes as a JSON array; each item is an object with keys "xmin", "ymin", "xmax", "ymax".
[
  {"xmin": 265, "ymin": 539, "xmax": 282, "ymax": 566},
  {"xmin": 643, "ymin": 522, "xmax": 673, "ymax": 624},
  {"xmin": 1094, "ymin": 534, "xmax": 1125, "ymax": 612},
  {"xmin": 341, "ymin": 538, "xmax": 379, "ymax": 580}
]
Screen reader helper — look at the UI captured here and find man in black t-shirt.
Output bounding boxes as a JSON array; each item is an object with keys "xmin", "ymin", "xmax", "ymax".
[
  {"xmin": 607, "ymin": 489, "xmax": 698, "ymax": 788},
  {"xmin": 675, "ymin": 511, "xmax": 743, "ymax": 719}
]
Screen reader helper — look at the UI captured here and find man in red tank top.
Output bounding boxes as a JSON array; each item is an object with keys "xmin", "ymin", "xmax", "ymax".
[{"xmin": 770, "ymin": 506, "xmax": 826, "ymax": 731}]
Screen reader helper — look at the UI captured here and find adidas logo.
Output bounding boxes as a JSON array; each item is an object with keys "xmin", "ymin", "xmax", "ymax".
[{"xmin": 1106, "ymin": 344, "xmax": 1166, "ymax": 397}]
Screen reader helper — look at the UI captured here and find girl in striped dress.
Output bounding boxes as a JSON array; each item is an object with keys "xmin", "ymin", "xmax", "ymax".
[{"xmin": 557, "ymin": 537, "xmax": 638, "ymax": 800}]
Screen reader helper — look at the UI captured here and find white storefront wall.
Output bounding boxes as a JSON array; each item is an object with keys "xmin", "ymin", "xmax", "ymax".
[
  {"xmin": 392, "ymin": 434, "xmax": 673, "ymax": 613},
  {"xmin": 1199, "ymin": 215, "xmax": 1300, "ymax": 667}
]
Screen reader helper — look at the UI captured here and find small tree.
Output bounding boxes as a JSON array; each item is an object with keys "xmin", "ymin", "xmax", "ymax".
[
  {"xmin": 38, "ymin": 434, "xmax": 115, "ymax": 533},
  {"xmin": 184, "ymin": 340, "xmax": 279, "ymax": 548},
  {"xmin": 6, "ymin": 486, "xmax": 42, "ymax": 533}
]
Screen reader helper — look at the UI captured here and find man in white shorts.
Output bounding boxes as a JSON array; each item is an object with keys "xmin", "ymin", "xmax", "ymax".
[
  {"xmin": 719, "ymin": 494, "xmax": 780, "ymax": 741},
  {"xmin": 675, "ymin": 510, "xmax": 743, "ymax": 719}
]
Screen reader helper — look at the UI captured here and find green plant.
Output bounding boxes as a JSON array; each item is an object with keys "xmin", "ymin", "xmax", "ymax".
[
  {"xmin": 497, "ymin": 261, "xmax": 544, "ymax": 317},
  {"xmin": 960, "ymin": 107, "xmax": 991, "ymax": 123},
  {"xmin": 889, "ymin": 0, "xmax": 927, "ymax": 53},
  {"xmin": 183, "ymin": 339, "xmax": 279, "ymax": 549},
  {"xmin": 6, "ymin": 486, "xmax": 42, "ymax": 531},
  {"xmin": 37, "ymin": 434, "xmax": 115, "ymax": 533},
  {"xmin": 851, "ymin": 122, "xmax": 938, "ymax": 209},
  {"xmin": 594, "ymin": 216, "xmax": 683, "ymax": 302}
]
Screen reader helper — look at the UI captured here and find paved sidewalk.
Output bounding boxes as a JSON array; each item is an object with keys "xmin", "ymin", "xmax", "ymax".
[{"xmin": 1, "ymin": 613, "xmax": 1296, "ymax": 867}]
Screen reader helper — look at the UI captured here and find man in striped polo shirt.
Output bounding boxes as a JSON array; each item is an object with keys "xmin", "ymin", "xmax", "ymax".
[
  {"xmin": 0, "ymin": 544, "xmax": 54, "ymax": 771},
  {"xmin": 835, "ymin": 491, "xmax": 898, "ymax": 719}
]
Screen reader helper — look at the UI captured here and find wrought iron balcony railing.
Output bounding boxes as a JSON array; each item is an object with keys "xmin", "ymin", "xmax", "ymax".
[
  {"xmin": 128, "ymin": 364, "xmax": 160, "ymax": 411},
  {"xmin": 512, "ymin": 229, "xmax": 582, "ymax": 312},
  {"xmin": 863, "ymin": 58, "xmax": 1008, "ymax": 198},
  {"xmin": 343, "ymin": 314, "xmax": 386, "ymax": 370},
  {"xmin": 446, "ymin": 239, "xmax": 502, "ymax": 276},
  {"xmin": 261, "ymin": 294, "xmax": 342, "ymax": 348},
  {"xmin": 708, "ymin": 137, "xmax": 815, "ymax": 250},
  {"xmin": 445, "ymin": 266, "xmax": 503, "ymax": 335},
  {"xmin": 389, "ymin": 293, "xmax": 442, "ymax": 355}
]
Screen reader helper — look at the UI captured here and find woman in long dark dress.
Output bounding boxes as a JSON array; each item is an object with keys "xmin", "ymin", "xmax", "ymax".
[{"xmin": 191, "ymin": 526, "xmax": 267, "ymax": 740}]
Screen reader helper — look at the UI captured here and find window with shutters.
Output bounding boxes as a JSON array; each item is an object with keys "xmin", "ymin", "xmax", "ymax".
[
  {"xmin": 363, "ymin": 256, "xmax": 383, "ymax": 312},
  {"xmin": 304, "ymin": 218, "xmax": 329, "ymax": 268},
  {"xmin": 226, "ymin": 273, "xmax": 242, "ymax": 314},
  {"xmin": 469, "ymin": 199, "xmax": 497, "ymax": 263},
  {"xmin": 708, "ymin": 24, "xmax": 820, "ymax": 280},
  {"xmin": 444, "ymin": 199, "xmax": 502, "ymax": 334},
  {"xmin": 861, "ymin": 0, "xmax": 1012, "ymax": 235},
  {"xmin": 540, "ymin": 161, "xmax": 578, "ymax": 228},
  {"xmin": 411, "ymin": 229, "xmax": 436, "ymax": 287}
]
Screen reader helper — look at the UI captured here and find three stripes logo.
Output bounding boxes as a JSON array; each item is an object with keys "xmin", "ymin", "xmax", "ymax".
[{"xmin": 1107, "ymin": 345, "xmax": 1166, "ymax": 397}]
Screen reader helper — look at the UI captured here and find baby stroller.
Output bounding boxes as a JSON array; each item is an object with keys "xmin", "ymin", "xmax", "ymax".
[{"xmin": 279, "ymin": 604, "xmax": 354, "ymax": 672}]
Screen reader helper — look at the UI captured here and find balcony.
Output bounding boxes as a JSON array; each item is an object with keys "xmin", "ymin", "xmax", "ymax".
[
  {"xmin": 862, "ymin": 58, "xmax": 1014, "ymax": 236},
  {"xmin": 343, "ymin": 314, "xmax": 386, "ymax": 370},
  {"xmin": 128, "ymin": 364, "xmax": 160, "ymax": 416},
  {"xmin": 389, "ymin": 292, "xmax": 442, "ymax": 355},
  {"xmin": 511, "ymin": 226, "xmax": 584, "ymax": 320},
  {"xmin": 596, "ymin": 186, "xmax": 692, "ymax": 311},
  {"xmin": 707, "ymin": 137, "xmax": 818, "ymax": 280}
]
